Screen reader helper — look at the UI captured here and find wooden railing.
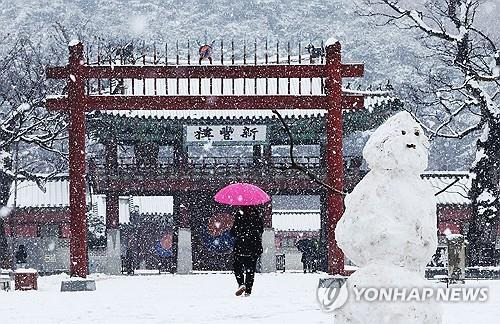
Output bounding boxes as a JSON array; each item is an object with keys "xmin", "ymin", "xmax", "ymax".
[{"xmin": 93, "ymin": 155, "xmax": 323, "ymax": 177}]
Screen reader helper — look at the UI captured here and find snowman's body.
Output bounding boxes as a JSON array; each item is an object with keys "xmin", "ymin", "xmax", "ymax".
[
  {"xmin": 338, "ymin": 170, "xmax": 437, "ymax": 274},
  {"xmin": 334, "ymin": 112, "xmax": 443, "ymax": 323}
]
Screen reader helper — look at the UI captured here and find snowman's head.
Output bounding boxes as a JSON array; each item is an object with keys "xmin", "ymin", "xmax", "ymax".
[{"xmin": 363, "ymin": 111, "xmax": 429, "ymax": 173}]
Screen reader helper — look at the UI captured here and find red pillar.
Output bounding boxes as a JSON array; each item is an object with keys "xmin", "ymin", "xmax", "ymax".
[
  {"xmin": 324, "ymin": 41, "xmax": 345, "ymax": 275},
  {"xmin": 105, "ymin": 137, "xmax": 118, "ymax": 172},
  {"xmin": 67, "ymin": 42, "xmax": 88, "ymax": 278}
]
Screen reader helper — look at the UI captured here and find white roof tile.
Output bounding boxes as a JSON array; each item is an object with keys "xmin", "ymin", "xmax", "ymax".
[
  {"xmin": 7, "ymin": 177, "xmax": 70, "ymax": 208},
  {"xmin": 272, "ymin": 209, "xmax": 320, "ymax": 231},
  {"xmin": 131, "ymin": 196, "xmax": 173, "ymax": 215}
]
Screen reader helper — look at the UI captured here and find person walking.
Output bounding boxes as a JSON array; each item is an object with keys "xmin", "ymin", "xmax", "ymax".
[
  {"xmin": 230, "ymin": 206, "xmax": 264, "ymax": 297},
  {"xmin": 214, "ymin": 182, "xmax": 270, "ymax": 297},
  {"xmin": 301, "ymin": 249, "xmax": 313, "ymax": 273}
]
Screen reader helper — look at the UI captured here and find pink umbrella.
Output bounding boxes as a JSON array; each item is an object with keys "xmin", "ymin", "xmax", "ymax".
[{"xmin": 214, "ymin": 183, "xmax": 270, "ymax": 206}]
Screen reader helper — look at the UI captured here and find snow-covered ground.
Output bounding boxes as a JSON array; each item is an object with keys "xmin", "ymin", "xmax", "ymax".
[{"xmin": 0, "ymin": 273, "xmax": 499, "ymax": 323}]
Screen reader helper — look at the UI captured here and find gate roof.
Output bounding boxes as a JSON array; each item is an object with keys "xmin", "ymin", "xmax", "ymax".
[{"xmin": 90, "ymin": 92, "xmax": 396, "ymax": 121}]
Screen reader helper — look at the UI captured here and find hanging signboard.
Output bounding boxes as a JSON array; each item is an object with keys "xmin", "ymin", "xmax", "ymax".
[{"xmin": 185, "ymin": 125, "xmax": 266, "ymax": 144}]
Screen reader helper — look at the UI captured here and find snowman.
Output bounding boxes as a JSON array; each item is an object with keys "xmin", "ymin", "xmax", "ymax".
[{"xmin": 334, "ymin": 111, "xmax": 443, "ymax": 324}]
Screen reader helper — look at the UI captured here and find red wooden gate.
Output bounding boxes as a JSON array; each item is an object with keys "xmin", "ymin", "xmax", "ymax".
[{"xmin": 46, "ymin": 40, "xmax": 364, "ymax": 278}]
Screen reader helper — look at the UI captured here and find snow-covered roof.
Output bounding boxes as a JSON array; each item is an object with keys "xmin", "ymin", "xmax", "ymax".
[
  {"xmin": 272, "ymin": 209, "xmax": 320, "ymax": 231},
  {"xmin": 91, "ymin": 195, "xmax": 172, "ymax": 224},
  {"xmin": 130, "ymin": 196, "xmax": 173, "ymax": 215},
  {"xmin": 421, "ymin": 171, "xmax": 471, "ymax": 206},
  {"xmin": 6, "ymin": 177, "xmax": 107, "ymax": 209},
  {"xmin": 93, "ymin": 94, "xmax": 394, "ymax": 121},
  {"xmin": 96, "ymin": 109, "xmax": 327, "ymax": 121},
  {"xmin": 7, "ymin": 177, "xmax": 173, "ymax": 219},
  {"xmin": 7, "ymin": 176, "xmax": 70, "ymax": 208}
]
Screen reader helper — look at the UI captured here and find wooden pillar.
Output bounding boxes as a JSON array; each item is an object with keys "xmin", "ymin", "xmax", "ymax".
[
  {"xmin": 105, "ymin": 137, "xmax": 118, "ymax": 172},
  {"xmin": 262, "ymin": 202, "xmax": 272, "ymax": 228},
  {"xmin": 253, "ymin": 144, "xmax": 262, "ymax": 167},
  {"xmin": 175, "ymin": 193, "xmax": 192, "ymax": 274},
  {"xmin": 106, "ymin": 194, "xmax": 119, "ymax": 229},
  {"xmin": 67, "ymin": 42, "xmax": 88, "ymax": 278},
  {"xmin": 318, "ymin": 192, "xmax": 329, "ymax": 272},
  {"xmin": 173, "ymin": 133, "xmax": 187, "ymax": 169},
  {"xmin": 319, "ymin": 142, "xmax": 327, "ymax": 169},
  {"xmin": 178, "ymin": 196, "xmax": 191, "ymax": 229},
  {"xmin": 263, "ymin": 143, "xmax": 272, "ymax": 167},
  {"xmin": 324, "ymin": 41, "xmax": 345, "ymax": 275},
  {"xmin": 172, "ymin": 193, "xmax": 180, "ymax": 272}
]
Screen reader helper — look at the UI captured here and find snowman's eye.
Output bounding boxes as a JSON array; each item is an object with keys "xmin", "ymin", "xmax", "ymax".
[
  {"xmin": 414, "ymin": 130, "xmax": 420, "ymax": 136},
  {"xmin": 401, "ymin": 130, "xmax": 407, "ymax": 135}
]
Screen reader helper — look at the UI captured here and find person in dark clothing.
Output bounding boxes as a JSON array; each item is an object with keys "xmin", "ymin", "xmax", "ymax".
[
  {"xmin": 15, "ymin": 244, "xmax": 27, "ymax": 265},
  {"xmin": 301, "ymin": 252, "xmax": 313, "ymax": 273},
  {"xmin": 230, "ymin": 205, "xmax": 264, "ymax": 297},
  {"xmin": 124, "ymin": 248, "xmax": 135, "ymax": 275},
  {"xmin": 297, "ymin": 239, "xmax": 318, "ymax": 273}
]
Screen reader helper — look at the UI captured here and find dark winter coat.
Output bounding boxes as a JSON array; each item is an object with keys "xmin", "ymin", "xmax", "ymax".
[
  {"xmin": 230, "ymin": 207, "xmax": 264, "ymax": 257},
  {"xmin": 15, "ymin": 245, "xmax": 27, "ymax": 264}
]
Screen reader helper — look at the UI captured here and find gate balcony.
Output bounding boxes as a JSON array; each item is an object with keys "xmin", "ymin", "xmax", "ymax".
[{"xmin": 89, "ymin": 155, "xmax": 326, "ymax": 194}]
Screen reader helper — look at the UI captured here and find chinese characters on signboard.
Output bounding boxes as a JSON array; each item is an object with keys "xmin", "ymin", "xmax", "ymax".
[{"xmin": 185, "ymin": 125, "xmax": 266, "ymax": 143}]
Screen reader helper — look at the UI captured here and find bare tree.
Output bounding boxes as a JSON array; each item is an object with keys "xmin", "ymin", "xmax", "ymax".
[
  {"xmin": 356, "ymin": 0, "xmax": 499, "ymax": 266},
  {"xmin": 0, "ymin": 35, "xmax": 68, "ymax": 267}
]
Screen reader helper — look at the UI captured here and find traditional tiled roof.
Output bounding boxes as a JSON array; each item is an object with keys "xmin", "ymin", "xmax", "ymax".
[
  {"xmin": 421, "ymin": 171, "xmax": 471, "ymax": 206},
  {"xmin": 7, "ymin": 175, "xmax": 70, "ymax": 208},
  {"xmin": 272, "ymin": 209, "xmax": 321, "ymax": 231},
  {"xmin": 130, "ymin": 196, "xmax": 173, "ymax": 215},
  {"xmin": 7, "ymin": 177, "xmax": 173, "ymax": 223},
  {"xmin": 92, "ymin": 94, "xmax": 395, "ymax": 121},
  {"xmin": 91, "ymin": 194, "xmax": 172, "ymax": 224},
  {"xmin": 94, "ymin": 108, "xmax": 327, "ymax": 121}
]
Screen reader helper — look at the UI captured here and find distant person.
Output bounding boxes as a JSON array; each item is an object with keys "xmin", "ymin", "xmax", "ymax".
[
  {"xmin": 298, "ymin": 239, "xmax": 318, "ymax": 273},
  {"xmin": 301, "ymin": 251, "xmax": 313, "ymax": 273},
  {"xmin": 15, "ymin": 244, "xmax": 27, "ymax": 266},
  {"xmin": 230, "ymin": 206, "xmax": 264, "ymax": 297},
  {"xmin": 124, "ymin": 248, "xmax": 135, "ymax": 275}
]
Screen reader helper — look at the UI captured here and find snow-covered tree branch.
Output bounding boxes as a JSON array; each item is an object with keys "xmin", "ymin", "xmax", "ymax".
[
  {"xmin": 356, "ymin": 0, "xmax": 499, "ymax": 266},
  {"xmin": 0, "ymin": 35, "xmax": 68, "ymax": 267}
]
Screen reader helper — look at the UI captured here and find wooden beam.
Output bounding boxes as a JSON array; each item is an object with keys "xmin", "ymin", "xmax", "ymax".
[
  {"xmin": 46, "ymin": 66, "xmax": 69, "ymax": 79},
  {"xmin": 67, "ymin": 95, "xmax": 327, "ymax": 110},
  {"xmin": 48, "ymin": 64, "xmax": 363, "ymax": 80},
  {"xmin": 46, "ymin": 94, "xmax": 365, "ymax": 111},
  {"xmin": 341, "ymin": 95, "xmax": 364, "ymax": 110},
  {"xmin": 341, "ymin": 64, "xmax": 364, "ymax": 78},
  {"xmin": 46, "ymin": 97, "xmax": 69, "ymax": 110}
]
